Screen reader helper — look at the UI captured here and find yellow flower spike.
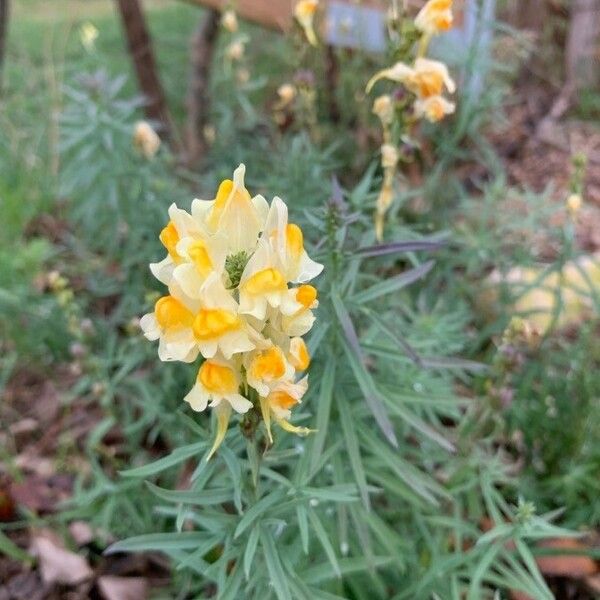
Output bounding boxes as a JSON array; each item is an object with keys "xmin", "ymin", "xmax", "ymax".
[
  {"xmin": 259, "ymin": 396, "xmax": 273, "ymax": 444},
  {"xmin": 206, "ymin": 403, "xmax": 232, "ymax": 461},
  {"xmin": 141, "ymin": 164, "xmax": 323, "ymax": 456},
  {"xmin": 415, "ymin": 0, "xmax": 453, "ymax": 36},
  {"xmin": 294, "ymin": 0, "xmax": 319, "ymax": 46}
]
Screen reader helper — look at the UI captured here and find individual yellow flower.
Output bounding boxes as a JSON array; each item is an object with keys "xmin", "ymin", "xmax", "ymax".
[
  {"xmin": 367, "ymin": 58, "xmax": 455, "ymax": 98},
  {"xmin": 140, "ymin": 294, "xmax": 199, "ymax": 363},
  {"xmin": 259, "ymin": 377, "xmax": 311, "ymax": 442},
  {"xmin": 275, "ymin": 83, "xmax": 297, "ymax": 109},
  {"xmin": 279, "ymin": 285, "xmax": 319, "ymax": 337},
  {"xmin": 133, "ymin": 121, "xmax": 161, "ymax": 159},
  {"xmin": 221, "ymin": 9, "xmax": 239, "ymax": 33},
  {"xmin": 149, "ymin": 203, "xmax": 206, "ymax": 285},
  {"xmin": 226, "ymin": 39, "xmax": 245, "ymax": 61},
  {"xmin": 566, "ymin": 193, "xmax": 582, "ymax": 217},
  {"xmin": 414, "ymin": 95, "xmax": 455, "ymax": 122},
  {"xmin": 294, "ymin": 0, "xmax": 319, "ymax": 46},
  {"xmin": 239, "ymin": 240, "xmax": 289, "ymax": 320},
  {"xmin": 192, "ymin": 164, "xmax": 269, "ymax": 254},
  {"xmin": 171, "ymin": 233, "xmax": 228, "ymax": 299},
  {"xmin": 79, "ymin": 22, "xmax": 99, "ymax": 52},
  {"xmin": 191, "ymin": 273, "xmax": 256, "ymax": 359},
  {"xmin": 263, "ymin": 197, "xmax": 324, "ymax": 283},
  {"xmin": 415, "ymin": 0, "xmax": 453, "ymax": 36},
  {"xmin": 184, "ymin": 358, "xmax": 255, "ymax": 460},
  {"xmin": 372, "ymin": 95, "xmax": 394, "ymax": 127},
  {"xmin": 246, "ymin": 345, "xmax": 294, "ymax": 396}
]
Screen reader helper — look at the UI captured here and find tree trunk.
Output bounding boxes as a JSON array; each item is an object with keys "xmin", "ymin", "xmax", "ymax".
[
  {"xmin": 565, "ymin": 0, "xmax": 600, "ymax": 92},
  {"xmin": 114, "ymin": 0, "xmax": 175, "ymax": 142},
  {"xmin": 184, "ymin": 9, "xmax": 220, "ymax": 166},
  {"xmin": 0, "ymin": 0, "xmax": 9, "ymax": 90}
]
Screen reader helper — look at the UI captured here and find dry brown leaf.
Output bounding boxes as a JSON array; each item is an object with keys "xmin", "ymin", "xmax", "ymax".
[
  {"xmin": 97, "ymin": 576, "xmax": 148, "ymax": 600},
  {"xmin": 29, "ymin": 534, "xmax": 93, "ymax": 585},
  {"xmin": 536, "ymin": 538, "xmax": 598, "ymax": 578},
  {"xmin": 69, "ymin": 521, "xmax": 94, "ymax": 546}
]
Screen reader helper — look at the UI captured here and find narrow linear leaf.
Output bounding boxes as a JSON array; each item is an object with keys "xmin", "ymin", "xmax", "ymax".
[
  {"xmin": 332, "ymin": 291, "xmax": 397, "ymax": 447},
  {"xmin": 296, "ymin": 504, "xmax": 310, "ymax": 554},
  {"xmin": 119, "ymin": 441, "xmax": 206, "ymax": 478},
  {"xmin": 234, "ymin": 490, "xmax": 285, "ymax": 539},
  {"xmin": 338, "ymin": 395, "xmax": 371, "ymax": 510},
  {"xmin": 352, "ymin": 260, "xmax": 435, "ymax": 304},
  {"xmin": 355, "ymin": 239, "xmax": 446, "ymax": 258},
  {"xmin": 146, "ymin": 482, "xmax": 232, "ymax": 506},
  {"xmin": 308, "ymin": 359, "xmax": 336, "ymax": 472},
  {"xmin": 0, "ymin": 530, "xmax": 32, "ymax": 564},
  {"xmin": 243, "ymin": 526, "xmax": 260, "ymax": 579},
  {"xmin": 301, "ymin": 556, "xmax": 393, "ymax": 585},
  {"xmin": 260, "ymin": 527, "xmax": 291, "ymax": 600},
  {"xmin": 105, "ymin": 532, "xmax": 211, "ymax": 554},
  {"xmin": 308, "ymin": 509, "xmax": 341, "ymax": 578}
]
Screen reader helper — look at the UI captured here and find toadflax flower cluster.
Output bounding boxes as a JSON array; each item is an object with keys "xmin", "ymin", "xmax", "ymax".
[
  {"xmin": 141, "ymin": 165, "xmax": 323, "ymax": 458},
  {"xmin": 366, "ymin": 0, "xmax": 457, "ymax": 240}
]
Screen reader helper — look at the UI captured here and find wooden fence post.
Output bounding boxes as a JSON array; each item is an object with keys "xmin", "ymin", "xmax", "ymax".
[
  {"xmin": 0, "ymin": 0, "xmax": 9, "ymax": 91},
  {"xmin": 114, "ymin": 0, "xmax": 176, "ymax": 143},
  {"xmin": 185, "ymin": 9, "xmax": 220, "ymax": 166}
]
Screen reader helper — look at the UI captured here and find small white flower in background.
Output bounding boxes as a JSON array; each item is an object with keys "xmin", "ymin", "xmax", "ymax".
[
  {"xmin": 236, "ymin": 68, "xmax": 251, "ymax": 85},
  {"xmin": 226, "ymin": 39, "xmax": 245, "ymax": 62},
  {"xmin": 372, "ymin": 95, "xmax": 394, "ymax": 127},
  {"xmin": 221, "ymin": 9, "xmax": 239, "ymax": 33},
  {"xmin": 381, "ymin": 144, "xmax": 399, "ymax": 169},
  {"xmin": 141, "ymin": 164, "xmax": 323, "ymax": 458},
  {"xmin": 203, "ymin": 124, "xmax": 217, "ymax": 146},
  {"xmin": 276, "ymin": 83, "xmax": 297, "ymax": 109},
  {"xmin": 132, "ymin": 121, "xmax": 160, "ymax": 159},
  {"xmin": 566, "ymin": 193, "xmax": 582, "ymax": 217},
  {"xmin": 79, "ymin": 22, "xmax": 98, "ymax": 52}
]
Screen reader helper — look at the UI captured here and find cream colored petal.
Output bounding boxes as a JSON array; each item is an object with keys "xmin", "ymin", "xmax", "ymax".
[
  {"xmin": 218, "ymin": 329, "xmax": 255, "ymax": 359},
  {"xmin": 225, "ymin": 393, "xmax": 253, "ymax": 414},
  {"xmin": 282, "ymin": 310, "xmax": 316, "ymax": 337},
  {"xmin": 173, "ymin": 263, "xmax": 205, "ymax": 299},
  {"xmin": 140, "ymin": 313, "xmax": 160, "ymax": 340},
  {"xmin": 184, "ymin": 383, "xmax": 209, "ymax": 412},
  {"xmin": 149, "ymin": 256, "xmax": 175, "ymax": 286},
  {"xmin": 294, "ymin": 251, "xmax": 323, "ymax": 283}
]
